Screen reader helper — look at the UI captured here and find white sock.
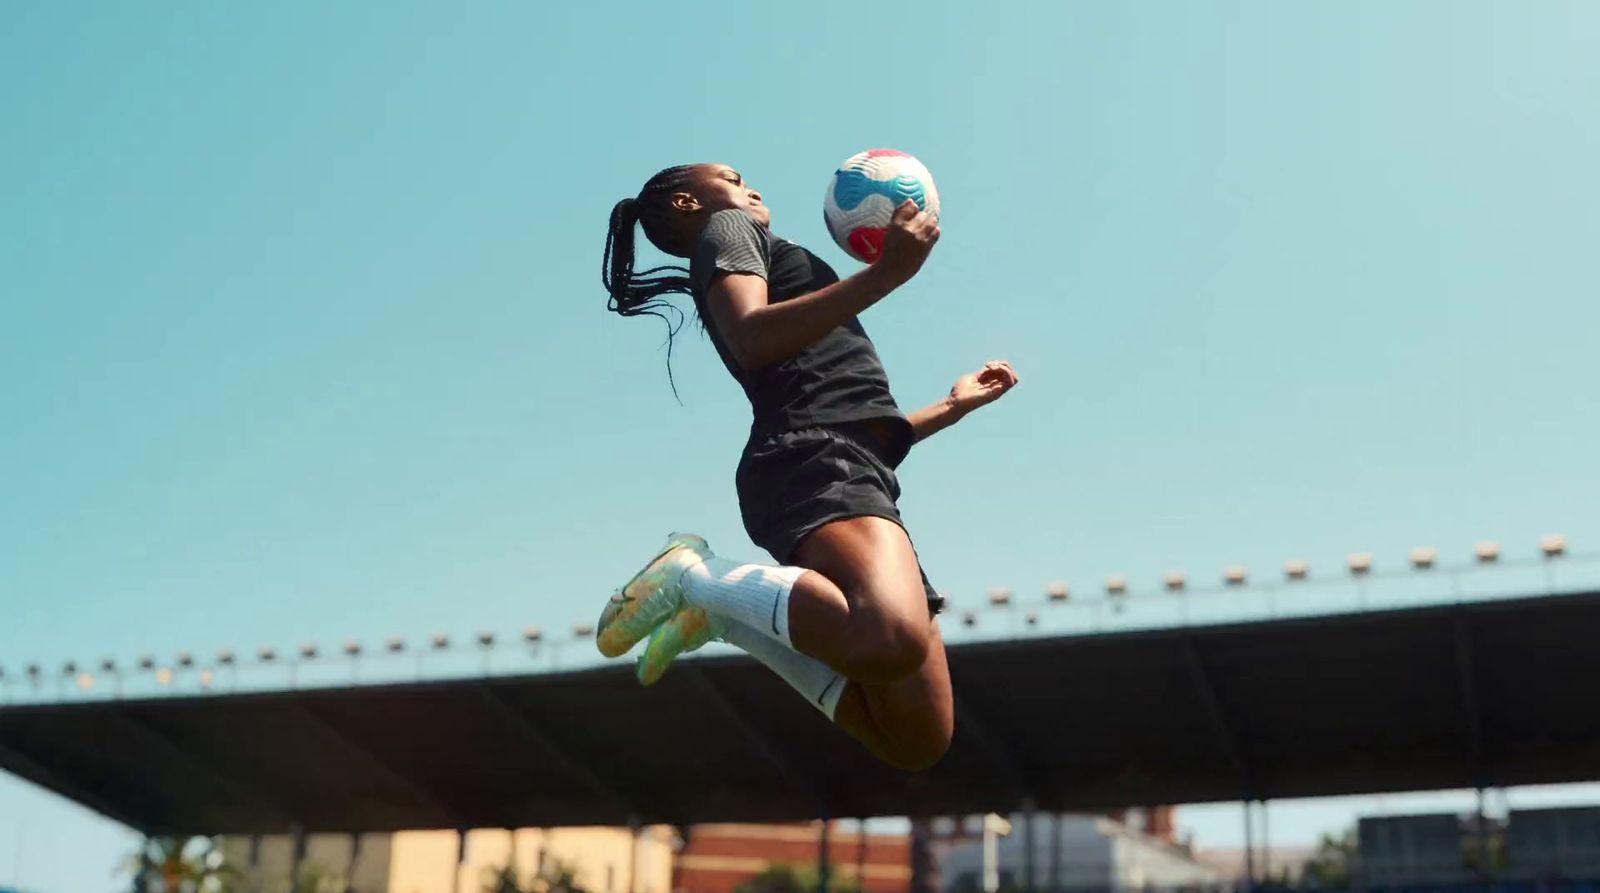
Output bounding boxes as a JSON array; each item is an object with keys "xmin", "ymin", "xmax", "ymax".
[
  {"xmin": 721, "ymin": 618, "xmax": 846, "ymax": 719},
  {"xmin": 681, "ymin": 557, "xmax": 804, "ymax": 648}
]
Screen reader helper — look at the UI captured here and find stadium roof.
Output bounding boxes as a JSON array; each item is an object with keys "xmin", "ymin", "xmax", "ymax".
[{"xmin": 3, "ymin": 590, "xmax": 1599, "ymax": 836}]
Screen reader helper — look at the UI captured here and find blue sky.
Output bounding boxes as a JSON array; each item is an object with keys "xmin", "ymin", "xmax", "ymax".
[{"xmin": 3, "ymin": 2, "xmax": 1599, "ymax": 890}]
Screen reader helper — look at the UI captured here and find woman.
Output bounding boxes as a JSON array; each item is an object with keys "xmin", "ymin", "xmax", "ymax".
[{"xmin": 595, "ymin": 163, "xmax": 1018, "ymax": 771}]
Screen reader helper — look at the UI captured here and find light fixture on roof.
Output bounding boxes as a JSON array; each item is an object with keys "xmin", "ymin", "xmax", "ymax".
[
  {"xmin": 572, "ymin": 622, "xmax": 594, "ymax": 638},
  {"xmin": 176, "ymin": 652, "xmax": 195, "ymax": 669},
  {"xmin": 1163, "ymin": 571, "xmax": 1187, "ymax": 593},
  {"xmin": 477, "ymin": 631, "xmax": 497, "ymax": 648},
  {"xmin": 155, "ymin": 667, "xmax": 174, "ymax": 686},
  {"xmin": 1046, "ymin": 582, "xmax": 1069, "ymax": 602},
  {"xmin": 1223, "ymin": 565, "xmax": 1248, "ymax": 586},
  {"xmin": 1409, "ymin": 547, "xmax": 1437, "ymax": 570},
  {"xmin": 523, "ymin": 626, "xmax": 544, "ymax": 643},
  {"xmin": 988, "ymin": 587, "xmax": 1013, "ymax": 607},
  {"xmin": 1284, "ymin": 559, "xmax": 1309, "ymax": 581},
  {"xmin": 1541, "ymin": 534, "xmax": 1568, "ymax": 558},
  {"xmin": 1025, "ymin": 611, "xmax": 1039, "ymax": 627},
  {"xmin": 76, "ymin": 673, "xmax": 95, "ymax": 691},
  {"xmin": 138, "ymin": 655, "xmax": 157, "ymax": 672},
  {"xmin": 299, "ymin": 644, "xmax": 319, "ymax": 660},
  {"xmin": 62, "ymin": 661, "xmax": 78, "ymax": 677},
  {"xmin": 258, "ymin": 647, "xmax": 277, "ymax": 663},
  {"xmin": 1346, "ymin": 553, "xmax": 1374, "ymax": 576},
  {"xmin": 1475, "ymin": 541, "xmax": 1501, "ymax": 564},
  {"xmin": 1105, "ymin": 574, "xmax": 1128, "ymax": 596},
  {"xmin": 100, "ymin": 658, "xmax": 117, "ymax": 674},
  {"xmin": 216, "ymin": 650, "xmax": 236, "ymax": 666},
  {"xmin": 343, "ymin": 641, "xmax": 362, "ymax": 657},
  {"xmin": 431, "ymin": 633, "xmax": 451, "ymax": 651},
  {"xmin": 199, "ymin": 669, "xmax": 214, "ymax": 689},
  {"xmin": 25, "ymin": 664, "xmax": 41, "ymax": 682},
  {"xmin": 962, "ymin": 611, "xmax": 978, "ymax": 628},
  {"xmin": 386, "ymin": 637, "xmax": 406, "ymax": 653}
]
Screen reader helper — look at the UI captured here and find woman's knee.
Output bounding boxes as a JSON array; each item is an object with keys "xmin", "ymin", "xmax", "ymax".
[{"xmin": 840, "ymin": 608, "xmax": 931, "ymax": 682}]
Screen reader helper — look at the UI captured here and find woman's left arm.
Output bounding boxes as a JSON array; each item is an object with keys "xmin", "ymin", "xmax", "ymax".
[{"xmin": 908, "ymin": 360, "xmax": 1020, "ymax": 444}]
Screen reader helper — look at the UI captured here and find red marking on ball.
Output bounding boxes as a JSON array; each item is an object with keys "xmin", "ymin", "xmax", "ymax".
[
  {"xmin": 864, "ymin": 148, "xmax": 911, "ymax": 159},
  {"xmin": 849, "ymin": 227, "xmax": 887, "ymax": 262}
]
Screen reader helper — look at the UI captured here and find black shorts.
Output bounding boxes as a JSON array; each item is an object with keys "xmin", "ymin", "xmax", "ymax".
[{"xmin": 736, "ymin": 423, "xmax": 945, "ymax": 616}]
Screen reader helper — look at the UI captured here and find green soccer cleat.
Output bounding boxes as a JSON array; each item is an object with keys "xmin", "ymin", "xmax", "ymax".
[
  {"xmin": 595, "ymin": 533, "xmax": 713, "ymax": 658},
  {"xmin": 636, "ymin": 606, "xmax": 728, "ymax": 686}
]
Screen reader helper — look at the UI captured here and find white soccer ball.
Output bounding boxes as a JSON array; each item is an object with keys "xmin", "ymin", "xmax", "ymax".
[{"xmin": 822, "ymin": 149, "xmax": 940, "ymax": 263}]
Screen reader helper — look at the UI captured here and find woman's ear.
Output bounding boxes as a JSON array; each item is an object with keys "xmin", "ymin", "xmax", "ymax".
[{"xmin": 670, "ymin": 191, "xmax": 701, "ymax": 214}]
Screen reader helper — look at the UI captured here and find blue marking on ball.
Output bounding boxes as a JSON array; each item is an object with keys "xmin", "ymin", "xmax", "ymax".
[{"xmin": 831, "ymin": 169, "xmax": 928, "ymax": 212}]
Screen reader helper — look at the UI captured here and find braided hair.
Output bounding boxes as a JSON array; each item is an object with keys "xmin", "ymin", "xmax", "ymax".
[{"xmin": 603, "ymin": 165, "xmax": 699, "ymax": 397}]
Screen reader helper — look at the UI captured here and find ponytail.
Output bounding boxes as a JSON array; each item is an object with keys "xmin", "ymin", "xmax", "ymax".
[
  {"xmin": 602, "ymin": 197, "xmax": 691, "ymax": 319},
  {"xmin": 601, "ymin": 164, "xmax": 698, "ymax": 398}
]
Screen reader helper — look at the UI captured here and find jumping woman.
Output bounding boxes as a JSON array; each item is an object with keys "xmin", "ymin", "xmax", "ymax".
[{"xmin": 595, "ymin": 163, "xmax": 1018, "ymax": 771}]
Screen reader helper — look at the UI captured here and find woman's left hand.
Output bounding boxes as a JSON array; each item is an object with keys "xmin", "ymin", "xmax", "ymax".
[{"xmin": 948, "ymin": 360, "xmax": 1020, "ymax": 416}]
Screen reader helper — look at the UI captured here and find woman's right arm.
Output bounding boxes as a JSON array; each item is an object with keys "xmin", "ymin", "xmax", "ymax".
[{"xmin": 706, "ymin": 201, "xmax": 940, "ymax": 371}]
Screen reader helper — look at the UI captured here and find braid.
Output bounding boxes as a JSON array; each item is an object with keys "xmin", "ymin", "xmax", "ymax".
[{"xmin": 602, "ymin": 164, "xmax": 698, "ymax": 398}]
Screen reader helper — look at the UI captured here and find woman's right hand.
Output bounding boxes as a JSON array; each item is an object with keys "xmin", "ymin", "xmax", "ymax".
[{"xmin": 873, "ymin": 199, "xmax": 940, "ymax": 287}]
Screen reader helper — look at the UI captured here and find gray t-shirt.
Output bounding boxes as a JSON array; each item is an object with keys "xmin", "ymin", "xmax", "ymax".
[{"xmin": 690, "ymin": 209, "xmax": 912, "ymax": 463}]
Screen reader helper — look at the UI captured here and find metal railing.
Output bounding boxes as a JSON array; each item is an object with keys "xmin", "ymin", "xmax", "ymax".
[{"xmin": 2, "ymin": 538, "xmax": 1592, "ymax": 707}]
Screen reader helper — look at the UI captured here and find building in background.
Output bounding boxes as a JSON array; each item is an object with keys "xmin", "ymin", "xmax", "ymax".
[
  {"xmin": 674, "ymin": 822, "xmax": 910, "ymax": 893},
  {"xmin": 1356, "ymin": 812, "xmax": 1479, "ymax": 890},
  {"xmin": 935, "ymin": 808, "xmax": 1219, "ymax": 893},
  {"xmin": 203, "ymin": 803, "xmax": 1600, "ymax": 893},
  {"xmin": 222, "ymin": 814, "xmax": 1213, "ymax": 893},
  {"xmin": 1192, "ymin": 846, "xmax": 1313, "ymax": 888},
  {"xmin": 1354, "ymin": 806, "xmax": 1600, "ymax": 891},
  {"xmin": 223, "ymin": 825, "xmax": 675, "ymax": 893},
  {"xmin": 224, "ymin": 822, "xmax": 899, "ymax": 893},
  {"xmin": 1504, "ymin": 807, "xmax": 1600, "ymax": 883}
]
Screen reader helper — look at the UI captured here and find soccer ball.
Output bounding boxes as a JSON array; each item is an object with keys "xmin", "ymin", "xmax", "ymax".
[{"xmin": 822, "ymin": 149, "xmax": 940, "ymax": 263}]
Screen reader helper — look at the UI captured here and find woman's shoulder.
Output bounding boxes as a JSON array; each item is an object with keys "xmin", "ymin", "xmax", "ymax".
[
  {"xmin": 699, "ymin": 209, "xmax": 768, "ymax": 249},
  {"xmin": 691, "ymin": 210, "xmax": 774, "ymax": 297}
]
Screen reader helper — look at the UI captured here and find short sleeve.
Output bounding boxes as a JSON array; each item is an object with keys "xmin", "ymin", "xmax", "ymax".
[{"xmin": 691, "ymin": 210, "xmax": 770, "ymax": 297}]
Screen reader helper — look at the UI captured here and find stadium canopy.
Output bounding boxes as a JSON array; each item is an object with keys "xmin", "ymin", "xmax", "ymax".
[{"xmin": 2, "ymin": 591, "xmax": 1599, "ymax": 836}]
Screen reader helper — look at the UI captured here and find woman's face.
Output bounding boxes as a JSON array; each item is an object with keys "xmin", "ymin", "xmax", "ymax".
[{"xmin": 685, "ymin": 164, "xmax": 770, "ymax": 228}]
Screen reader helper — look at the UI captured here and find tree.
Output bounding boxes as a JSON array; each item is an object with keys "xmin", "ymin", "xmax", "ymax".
[
  {"xmin": 286, "ymin": 860, "xmax": 349, "ymax": 893},
  {"xmin": 1462, "ymin": 815, "xmax": 1506, "ymax": 879},
  {"xmin": 480, "ymin": 857, "xmax": 591, "ymax": 893},
  {"xmin": 1300, "ymin": 828, "xmax": 1357, "ymax": 889},
  {"xmin": 482, "ymin": 865, "xmax": 525, "ymax": 893},
  {"xmin": 124, "ymin": 836, "xmax": 239, "ymax": 893},
  {"xmin": 733, "ymin": 864, "xmax": 861, "ymax": 893}
]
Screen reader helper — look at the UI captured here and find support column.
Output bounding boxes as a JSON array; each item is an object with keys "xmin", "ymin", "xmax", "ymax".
[
  {"xmin": 1049, "ymin": 813, "xmax": 1062, "ymax": 893},
  {"xmin": 983, "ymin": 820, "xmax": 1000, "ymax": 893},
  {"xmin": 506, "ymin": 828, "xmax": 519, "ymax": 890},
  {"xmin": 453, "ymin": 828, "xmax": 467, "ymax": 893},
  {"xmin": 290, "ymin": 826, "xmax": 307, "ymax": 893},
  {"xmin": 1474, "ymin": 786, "xmax": 1489, "ymax": 885},
  {"xmin": 629, "ymin": 818, "xmax": 641, "ymax": 893},
  {"xmin": 349, "ymin": 833, "xmax": 363, "ymax": 890},
  {"xmin": 818, "ymin": 818, "xmax": 831, "ymax": 893},
  {"xmin": 856, "ymin": 818, "xmax": 869, "ymax": 892},
  {"xmin": 1260, "ymin": 801, "xmax": 1271, "ymax": 885},
  {"xmin": 982, "ymin": 813, "xmax": 1013, "ymax": 893},
  {"xmin": 910, "ymin": 816, "xmax": 937, "ymax": 893},
  {"xmin": 1023, "ymin": 798, "xmax": 1037, "ymax": 893},
  {"xmin": 1242, "ymin": 802, "xmax": 1254, "ymax": 893}
]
